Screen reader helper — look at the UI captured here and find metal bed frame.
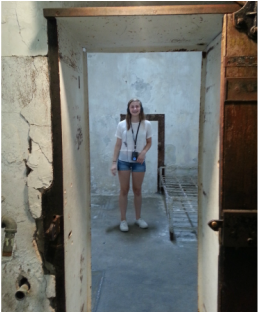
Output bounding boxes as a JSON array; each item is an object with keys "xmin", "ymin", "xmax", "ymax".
[{"xmin": 159, "ymin": 165, "xmax": 198, "ymax": 240}]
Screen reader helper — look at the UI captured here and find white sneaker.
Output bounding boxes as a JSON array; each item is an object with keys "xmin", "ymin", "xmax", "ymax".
[
  {"xmin": 120, "ymin": 220, "xmax": 129, "ymax": 232},
  {"xmin": 135, "ymin": 218, "xmax": 148, "ymax": 229}
]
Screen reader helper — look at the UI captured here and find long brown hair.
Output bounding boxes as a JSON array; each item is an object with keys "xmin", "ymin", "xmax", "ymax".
[{"xmin": 126, "ymin": 99, "xmax": 145, "ymax": 130}]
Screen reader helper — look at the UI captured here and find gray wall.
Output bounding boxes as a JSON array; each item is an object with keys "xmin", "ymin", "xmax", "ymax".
[{"xmin": 87, "ymin": 52, "xmax": 202, "ymax": 194}]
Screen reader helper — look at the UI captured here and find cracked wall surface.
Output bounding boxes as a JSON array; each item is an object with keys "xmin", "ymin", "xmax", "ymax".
[
  {"xmin": 1, "ymin": 56, "xmax": 54, "ymax": 311},
  {"xmin": 1, "ymin": 3, "xmax": 60, "ymax": 310}
]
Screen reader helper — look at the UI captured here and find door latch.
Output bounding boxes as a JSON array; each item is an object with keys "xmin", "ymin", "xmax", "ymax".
[
  {"xmin": 208, "ymin": 219, "xmax": 223, "ymax": 231},
  {"xmin": 208, "ymin": 210, "xmax": 257, "ymax": 247}
]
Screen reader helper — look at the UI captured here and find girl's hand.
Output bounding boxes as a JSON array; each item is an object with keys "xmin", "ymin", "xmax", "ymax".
[
  {"xmin": 111, "ymin": 163, "xmax": 117, "ymax": 176},
  {"xmin": 137, "ymin": 151, "xmax": 146, "ymax": 164}
]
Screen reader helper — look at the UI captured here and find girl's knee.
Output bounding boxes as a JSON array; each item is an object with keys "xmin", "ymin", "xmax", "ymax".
[
  {"xmin": 120, "ymin": 188, "xmax": 129, "ymax": 196},
  {"xmin": 133, "ymin": 187, "xmax": 141, "ymax": 196}
]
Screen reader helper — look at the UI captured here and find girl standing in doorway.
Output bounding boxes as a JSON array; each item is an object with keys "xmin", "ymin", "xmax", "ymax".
[{"xmin": 110, "ymin": 99, "xmax": 152, "ymax": 232}]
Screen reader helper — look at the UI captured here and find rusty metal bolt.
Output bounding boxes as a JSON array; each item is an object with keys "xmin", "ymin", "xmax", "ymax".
[
  {"xmin": 237, "ymin": 17, "xmax": 245, "ymax": 27},
  {"xmin": 211, "ymin": 221, "xmax": 218, "ymax": 229},
  {"xmin": 250, "ymin": 26, "xmax": 257, "ymax": 35},
  {"xmin": 211, "ymin": 222, "xmax": 218, "ymax": 228}
]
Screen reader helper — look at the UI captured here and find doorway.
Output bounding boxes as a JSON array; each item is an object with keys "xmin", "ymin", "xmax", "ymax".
[
  {"xmin": 43, "ymin": 4, "xmax": 236, "ymax": 310},
  {"xmin": 86, "ymin": 51, "xmax": 201, "ymax": 311}
]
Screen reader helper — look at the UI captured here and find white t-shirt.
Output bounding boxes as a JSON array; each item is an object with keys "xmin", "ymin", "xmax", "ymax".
[{"xmin": 115, "ymin": 119, "xmax": 152, "ymax": 162}]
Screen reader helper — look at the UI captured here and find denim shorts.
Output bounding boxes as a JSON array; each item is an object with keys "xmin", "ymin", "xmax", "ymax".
[{"xmin": 117, "ymin": 159, "xmax": 146, "ymax": 172}]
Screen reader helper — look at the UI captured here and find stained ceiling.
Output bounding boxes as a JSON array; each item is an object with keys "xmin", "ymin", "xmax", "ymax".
[{"xmin": 57, "ymin": 14, "xmax": 223, "ymax": 52}]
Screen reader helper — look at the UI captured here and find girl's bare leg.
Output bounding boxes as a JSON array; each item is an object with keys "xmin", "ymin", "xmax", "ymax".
[
  {"xmin": 118, "ymin": 170, "xmax": 131, "ymax": 221},
  {"xmin": 132, "ymin": 172, "xmax": 145, "ymax": 220}
]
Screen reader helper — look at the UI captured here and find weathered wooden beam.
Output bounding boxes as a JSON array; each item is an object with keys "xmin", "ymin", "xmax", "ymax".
[
  {"xmin": 234, "ymin": 1, "xmax": 246, "ymax": 6},
  {"xmin": 44, "ymin": 4, "xmax": 241, "ymax": 18}
]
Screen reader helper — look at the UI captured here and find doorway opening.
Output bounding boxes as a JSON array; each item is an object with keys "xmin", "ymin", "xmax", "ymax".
[
  {"xmin": 44, "ymin": 5, "xmax": 234, "ymax": 311},
  {"xmin": 86, "ymin": 51, "xmax": 202, "ymax": 311}
]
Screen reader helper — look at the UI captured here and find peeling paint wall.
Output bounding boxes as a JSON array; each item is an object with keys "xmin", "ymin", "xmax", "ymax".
[
  {"xmin": 197, "ymin": 34, "xmax": 221, "ymax": 312},
  {"xmin": 1, "ymin": 1, "xmax": 92, "ymax": 311},
  {"xmin": 2, "ymin": 55, "xmax": 54, "ymax": 311},
  {"xmin": 87, "ymin": 52, "xmax": 202, "ymax": 194},
  {"xmin": 57, "ymin": 20, "xmax": 91, "ymax": 312},
  {"xmin": 3, "ymin": 1, "xmax": 62, "ymax": 310}
]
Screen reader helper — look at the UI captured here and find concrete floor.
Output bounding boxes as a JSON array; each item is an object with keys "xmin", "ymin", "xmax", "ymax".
[{"xmin": 91, "ymin": 194, "xmax": 197, "ymax": 312}]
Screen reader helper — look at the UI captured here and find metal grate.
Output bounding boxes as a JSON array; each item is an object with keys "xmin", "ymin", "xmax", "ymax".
[{"xmin": 159, "ymin": 165, "xmax": 198, "ymax": 240}]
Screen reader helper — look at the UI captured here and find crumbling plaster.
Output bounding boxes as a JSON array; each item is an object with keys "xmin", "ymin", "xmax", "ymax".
[
  {"xmin": 1, "ymin": 2, "xmax": 77, "ymax": 309},
  {"xmin": 2, "ymin": 56, "xmax": 54, "ymax": 311}
]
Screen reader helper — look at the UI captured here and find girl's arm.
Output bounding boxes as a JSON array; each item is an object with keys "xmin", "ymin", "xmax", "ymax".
[
  {"xmin": 111, "ymin": 138, "xmax": 122, "ymax": 175},
  {"xmin": 137, "ymin": 137, "xmax": 152, "ymax": 164}
]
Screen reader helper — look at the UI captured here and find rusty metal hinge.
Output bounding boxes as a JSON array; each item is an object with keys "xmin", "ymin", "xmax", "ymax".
[
  {"xmin": 233, "ymin": 1, "xmax": 257, "ymax": 41},
  {"xmin": 45, "ymin": 215, "xmax": 61, "ymax": 241}
]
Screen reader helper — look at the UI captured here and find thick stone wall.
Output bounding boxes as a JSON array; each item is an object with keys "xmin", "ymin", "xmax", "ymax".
[{"xmin": 1, "ymin": 55, "xmax": 54, "ymax": 310}]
